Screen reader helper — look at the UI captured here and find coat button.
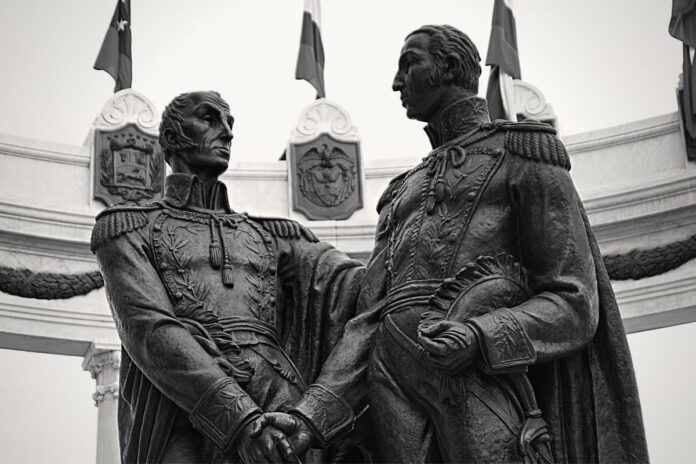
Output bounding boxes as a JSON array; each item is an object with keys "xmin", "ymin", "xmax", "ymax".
[
  {"xmin": 467, "ymin": 191, "xmax": 477, "ymax": 200},
  {"xmin": 160, "ymin": 262, "xmax": 168, "ymax": 271},
  {"xmin": 174, "ymin": 291, "xmax": 183, "ymax": 299},
  {"xmin": 153, "ymin": 223, "xmax": 161, "ymax": 232}
]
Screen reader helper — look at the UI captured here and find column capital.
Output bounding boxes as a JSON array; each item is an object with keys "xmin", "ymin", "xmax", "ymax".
[{"xmin": 82, "ymin": 342, "xmax": 121, "ymax": 379}]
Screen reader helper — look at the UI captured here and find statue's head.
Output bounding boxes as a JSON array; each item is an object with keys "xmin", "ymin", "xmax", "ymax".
[
  {"xmin": 159, "ymin": 91, "xmax": 234, "ymax": 179},
  {"xmin": 393, "ymin": 25, "xmax": 481, "ymax": 122}
]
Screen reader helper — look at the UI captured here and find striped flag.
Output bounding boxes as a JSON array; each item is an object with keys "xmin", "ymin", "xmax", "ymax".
[
  {"xmin": 94, "ymin": 0, "xmax": 132, "ymax": 92},
  {"xmin": 485, "ymin": 0, "xmax": 521, "ymax": 121},
  {"xmin": 296, "ymin": 0, "xmax": 326, "ymax": 98},
  {"xmin": 670, "ymin": 0, "xmax": 696, "ymax": 149}
]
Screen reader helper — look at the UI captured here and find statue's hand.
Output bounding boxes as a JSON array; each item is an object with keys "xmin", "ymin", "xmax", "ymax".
[
  {"xmin": 250, "ymin": 412, "xmax": 315, "ymax": 460},
  {"xmin": 236, "ymin": 417, "xmax": 294, "ymax": 464},
  {"xmin": 418, "ymin": 320, "xmax": 480, "ymax": 374}
]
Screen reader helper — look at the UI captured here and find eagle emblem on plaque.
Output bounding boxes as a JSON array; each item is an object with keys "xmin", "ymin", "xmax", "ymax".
[
  {"xmin": 288, "ymin": 100, "xmax": 363, "ymax": 220},
  {"xmin": 93, "ymin": 124, "xmax": 165, "ymax": 206},
  {"xmin": 290, "ymin": 135, "xmax": 363, "ymax": 220}
]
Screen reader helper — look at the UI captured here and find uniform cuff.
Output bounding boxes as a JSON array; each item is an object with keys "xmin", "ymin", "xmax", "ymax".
[
  {"xmin": 468, "ymin": 308, "xmax": 536, "ymax": 373},
  {"xmin": 189, "ymin": 377, "xmax": 262, "ymax": 451},
  {"xmin": 288, "ymin": 384, "xmax": 355, "ymax": 447}
]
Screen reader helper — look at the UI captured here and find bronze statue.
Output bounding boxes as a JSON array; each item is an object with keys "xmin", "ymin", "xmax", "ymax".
[
  {"xmin": 260, "ymin": 25, "xmax": 649, "ymax": 463},
  {"xmin": 91, "ymin": 91, "xmax": 364, "ymax": 463}
]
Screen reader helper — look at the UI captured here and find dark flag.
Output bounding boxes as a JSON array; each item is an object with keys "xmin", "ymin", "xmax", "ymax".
[
  {"xmin": 485, "ymin": 0, "xmax": 521, "ymax": 121},
  {"xmin": 295, "ymin": 0, "xmax": 326, "ymax": 99},
  {"xmin": 670, "ymin": 0, "xmax": 696, "ymax": 159},
  {"xmin": 94, "ymin": 0, "xmax": 132, "ymax": 92}
]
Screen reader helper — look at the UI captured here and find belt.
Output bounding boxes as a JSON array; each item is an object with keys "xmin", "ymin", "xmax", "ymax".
[
  {"xmin": 218, "ymin": 316, "xmax": 281, "ymax": 345},
  {"xmin": 379, "ymin": 279, "xmax": 444, "ymax": 320},
  {"xmin": 218, "ymin": 316, "xmax": 306, "ymax": 388}
]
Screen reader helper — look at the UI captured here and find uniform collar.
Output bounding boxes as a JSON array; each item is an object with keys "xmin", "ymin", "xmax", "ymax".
[
  {"xmin": 424, "ymin": 96, "xmax": 491, "ymax": 149},
  {"xmin": 164, "ymin": 173, "xmax": 232, "ymax": 213}
]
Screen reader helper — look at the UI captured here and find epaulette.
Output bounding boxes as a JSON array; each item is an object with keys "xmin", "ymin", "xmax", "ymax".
[
  {"xmin": 249, "ymin": 216, "xmax": 319, "ymax": 243},
  {"xmin": 486, "ymin": 119, "xmax": 571, "ymax": 170},
  {"xmin": 90, "ymin": 204, "xmax": 161, "ymax": 253},
  {"xmin": 376, "ymin": 170, "xmax": 409, "ymax": 213}
]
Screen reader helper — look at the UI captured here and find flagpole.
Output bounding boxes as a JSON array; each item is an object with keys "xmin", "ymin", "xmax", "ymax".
[{"xmin": 499, "ymin": 0, "xmax": 516, "ymax": 121}]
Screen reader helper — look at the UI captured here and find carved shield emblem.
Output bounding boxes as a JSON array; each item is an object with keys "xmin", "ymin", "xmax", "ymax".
[
  {"xmin": 93, "ymin": 124, "xmax": 165, "ymax": 206},
  {"xmin": 290, "ymin": 134, "xmax": 363, "ymax": 220}
]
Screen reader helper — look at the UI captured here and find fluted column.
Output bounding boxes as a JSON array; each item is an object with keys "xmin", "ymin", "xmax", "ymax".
[{"xmin": 83, "ymin": 343, "xmax": 121, "ymax": 464}]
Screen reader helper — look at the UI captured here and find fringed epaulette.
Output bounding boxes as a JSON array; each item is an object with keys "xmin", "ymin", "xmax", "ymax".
[
  {"xmin": 377, "ymin": 170, "xmax": 409, "ymax": 213},
  {"xmin": 250, "ymin": 216, "xmax": 320, "ymax": 243},
  {"xmin": 486, "ymin": 120, "xmax": 571, "ymax": 170},
  {"xmin": 90, "ymin": 205, "xmax": 160, "ymax": 253}
]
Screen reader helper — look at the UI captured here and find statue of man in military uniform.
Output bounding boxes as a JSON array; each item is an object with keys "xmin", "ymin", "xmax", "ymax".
[
  {"xmin": 259, "ymin": 25, "xmax": 649, "ymax": 463},
  {"xmin": 91, "ymin": 91, "xmax": 364, "ymax": 463}
]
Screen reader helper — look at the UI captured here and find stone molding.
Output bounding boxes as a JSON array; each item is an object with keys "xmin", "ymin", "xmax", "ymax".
[
  {"xmin": 585, "ymin": 173, "xmax": 696, "ymax": 245},
  {"xmin": 564, "ymin": 113, "xmax": 680, "ymax": 155},
  {"xmin": 0, "ymin": 200, "xmax": 95, "ymax": 244},
  {"xmin": 290, "ymin": 98, "xmax": 359, "ymax": 143},
  {"xmin": 0, "ymin": 133, "xmax": 89, "ymax": 166},
  {"xmin": 615, "ymin": 263, "xmax": 696, "ymax": 333},
  {"xmin": 0, "ymin": 297, "xmax": 115, "ymax": 356}
]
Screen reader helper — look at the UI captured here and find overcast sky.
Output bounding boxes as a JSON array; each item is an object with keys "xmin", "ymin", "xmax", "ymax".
[
  {"xmin": 0, "ymin": 1, "xmax": 693, "ymax": 463},
  {"xmin": 0, "ymin": 0, "xmax": 682, "ymax": 159}
]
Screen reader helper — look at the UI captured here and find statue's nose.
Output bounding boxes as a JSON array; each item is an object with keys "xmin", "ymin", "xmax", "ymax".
[{"xmin": 392, "ymin": 70, "xmax": 405, "ymax": 92}]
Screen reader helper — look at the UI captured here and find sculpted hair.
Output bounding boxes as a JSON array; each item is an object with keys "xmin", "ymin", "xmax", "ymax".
[
  {"xmin": 408, "ymin": 25, "xmax": 481, "ymax": 93},
  {"xmin": 159, "ymin": 91, "xmax": 230, "ymax": 164}
]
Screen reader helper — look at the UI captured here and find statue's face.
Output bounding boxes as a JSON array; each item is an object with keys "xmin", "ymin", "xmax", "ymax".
[
  {"xmin": 392, "ymin": 33, "xmax": 449, "ymax": 123},
  {"xmin": 177, "ymin": 91, "xmax": 234, "ymax": 177}
]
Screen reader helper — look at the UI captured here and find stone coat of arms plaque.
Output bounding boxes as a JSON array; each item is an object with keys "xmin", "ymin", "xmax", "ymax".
[
  {"xmin": 288, "ymin": 99, "xmax": 363, "ymax": 221},
  {"xmin": 290, "ymin": 134, "xmax": 362, "ymax": 220},
  {"xmin": 93, "ymin": 123, "xmax": 165, "ymax": 206}
]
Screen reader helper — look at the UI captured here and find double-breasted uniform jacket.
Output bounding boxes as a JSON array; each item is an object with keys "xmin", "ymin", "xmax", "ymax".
[
  {"xmin": 290, "ymin": 97, "xmax": 648, "ymax": 463},
  {"xmin": 91, "ymin": 174, "xmax": 363, "ymax": 463}
]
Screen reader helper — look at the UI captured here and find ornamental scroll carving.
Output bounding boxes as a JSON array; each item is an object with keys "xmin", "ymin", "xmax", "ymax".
[
  {"xmin": 513, "ymin": 80, "xmax": 557, "ymax": 128},
  {"xmin": 92, "ymin": 89, "xmax": 160, "ymax": 133},
  {"xmin": 291, "ymin": 99, "xmax": 359, "ymax": 142}
]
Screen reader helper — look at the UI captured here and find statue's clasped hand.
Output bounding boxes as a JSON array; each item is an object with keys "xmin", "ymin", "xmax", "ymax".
[
  {"xmin": 241, "ymin": 412, "xmax": 314, "ymax": 464},
  {"xmin": 417, "ymin": 320, "xmax": 480, "ymax": 375}
]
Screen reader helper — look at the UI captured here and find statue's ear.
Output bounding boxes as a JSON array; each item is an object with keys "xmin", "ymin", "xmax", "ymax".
[
  {"xmin": 442, "ymin": 53, "xmax": 460, "ymax": 84},
  {"xmin": 161, "ymin": 127, "xmax": 178, "ymax": 147}
]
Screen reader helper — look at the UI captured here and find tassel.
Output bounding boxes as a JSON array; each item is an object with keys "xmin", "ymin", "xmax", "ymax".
[
  {"xmin": 209, "ymin": 240, "xmax": 222, "ymax": 269},
  {"xmin": 222, "ymin": 264, "xmax": 235, "ymax": 287},
  {"xmin": 434, "ymin": 178, "xmax": 447, "ymax": 202},
  {"xmin": 425, "ymin": 194, "xmax": 436, "ymax": 214},
  {"xmin": 208, "ymin": 218, "xmax": 222, "ymax": 269}
]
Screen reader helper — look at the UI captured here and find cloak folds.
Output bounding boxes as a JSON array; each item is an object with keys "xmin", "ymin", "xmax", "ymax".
[
  {"xmin": 527, "ymin": 204, "xmax": 648, "ymax": 463},
  {"xmin": 117, "ymin": 245, "xmax": 364, "ymax": 464}
]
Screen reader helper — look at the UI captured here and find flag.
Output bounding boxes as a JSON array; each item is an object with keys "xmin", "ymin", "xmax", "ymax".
[
  {"xmin": 670, "ymin": 0, "xmax": 696, "ymax": 147},
  {"xmin": 485, "ymin": 0, "xmax": 521, "ymax": 121},
  {"xmin": 296, "ymin": 0, "xmax": 326, "ymax": 98},
  {"xmin": 94, "ymin": 0, "xmax": 132, "ymax": 92}
]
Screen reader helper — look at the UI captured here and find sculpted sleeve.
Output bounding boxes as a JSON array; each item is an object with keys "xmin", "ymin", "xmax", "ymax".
[
  {"xmin": 92, "ymin": 210, "xmax": 261, "ymax": 452},
  {"xmin": 282, "ymin": 187, "xmax": 396, "ymax": 446},
  {"xmin": 468, "ymin": 153, "xmax": 600, "ymax": 372}
]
